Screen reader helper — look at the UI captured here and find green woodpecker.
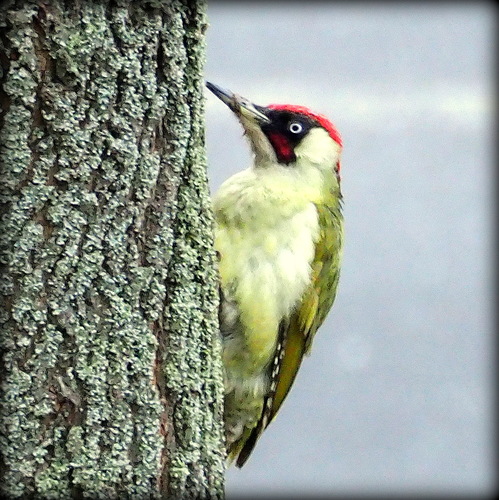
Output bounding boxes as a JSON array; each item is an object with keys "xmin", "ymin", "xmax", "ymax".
[{"xmin": 207, "ymin": 82, "xmax": 343, "ymax": 467}]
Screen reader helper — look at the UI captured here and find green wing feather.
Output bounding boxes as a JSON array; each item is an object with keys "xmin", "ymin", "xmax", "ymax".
[
  {"xmin": 269, "ymin": 202, "xmax": 343, "ymax": 421},
  {"xmin": 235, "ymin": 201, "xmax": 343, "ymax": 467}
]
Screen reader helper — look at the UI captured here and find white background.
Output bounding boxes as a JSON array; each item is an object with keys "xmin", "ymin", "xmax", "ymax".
[{"xmin": 204, "ymin": 3, "xmax": 494, "ymax": 497}]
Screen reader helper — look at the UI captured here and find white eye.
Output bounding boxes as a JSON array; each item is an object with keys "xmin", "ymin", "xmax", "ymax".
[{"xmin": 288, "ymin": 121, "xmax": 303, "ymax": 134}]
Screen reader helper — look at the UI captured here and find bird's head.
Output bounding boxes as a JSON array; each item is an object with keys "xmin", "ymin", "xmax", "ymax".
[{"xmin": 206, "ymin": 81, "xmax": 342, "ymax": 181}]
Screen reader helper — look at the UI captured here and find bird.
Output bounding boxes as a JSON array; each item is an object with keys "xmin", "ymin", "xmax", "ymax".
[{"xmin": 207, "ymin": 81, "xmax": 344, "ymax": 468}]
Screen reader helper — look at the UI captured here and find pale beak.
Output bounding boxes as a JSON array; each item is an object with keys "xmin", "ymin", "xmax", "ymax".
[{"xmin": 206, "ymin": 81, "xmax": 270, "ymax": 124}]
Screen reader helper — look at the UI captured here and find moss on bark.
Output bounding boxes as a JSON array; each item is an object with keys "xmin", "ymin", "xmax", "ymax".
[{"xmin": 0, "ymin": 1, "xmax": 225, "ymax": 498}]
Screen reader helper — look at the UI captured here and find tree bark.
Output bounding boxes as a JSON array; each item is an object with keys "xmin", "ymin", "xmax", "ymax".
[{"xmin": 0, "ymin": 0, "xmax": 225, "ymax": 498}]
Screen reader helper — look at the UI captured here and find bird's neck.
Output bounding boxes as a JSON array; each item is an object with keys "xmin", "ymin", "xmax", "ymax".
[
  {"xmin": 214, "ymin": 160, "xmax": 341, "ymax": 229},
  {"xmin": 251, "ymin": 157, "xmax": 341, "ymax": 207}
]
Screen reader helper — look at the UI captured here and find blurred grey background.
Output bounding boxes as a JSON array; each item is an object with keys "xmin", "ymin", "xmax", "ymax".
[{"xmin": 204, "ymin": 3, "xmax": 494, "ymax": 497}]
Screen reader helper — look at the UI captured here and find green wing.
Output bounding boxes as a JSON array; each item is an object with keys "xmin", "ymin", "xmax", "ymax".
[
  {"xmin": 269, "ymin": 203, "xmax": 343, "ymax": 421},
  {"xmin": 235, "ymin": 202, "xmax": 343, "ymax": 467}
]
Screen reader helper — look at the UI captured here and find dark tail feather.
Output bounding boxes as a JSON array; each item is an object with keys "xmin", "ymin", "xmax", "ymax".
[{"xmin": 235, "ymin": 424, "xmax": 262, "ymax": 468}]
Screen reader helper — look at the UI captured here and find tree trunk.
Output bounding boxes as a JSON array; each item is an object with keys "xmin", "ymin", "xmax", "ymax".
[{"xmin": 0, "ymin": 0, "xmax": 225, "ymax": 498}]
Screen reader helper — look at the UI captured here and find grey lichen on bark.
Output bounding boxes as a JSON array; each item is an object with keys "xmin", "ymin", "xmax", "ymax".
[{"xmin": 0, "ymin": 0, "xmax": 225, "ymax": 498}]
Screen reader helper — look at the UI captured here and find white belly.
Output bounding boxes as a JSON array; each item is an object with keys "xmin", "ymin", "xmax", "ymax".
[{"xmin": 216, "ymin": 203, "xmax": 319, "ymax": 374}]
